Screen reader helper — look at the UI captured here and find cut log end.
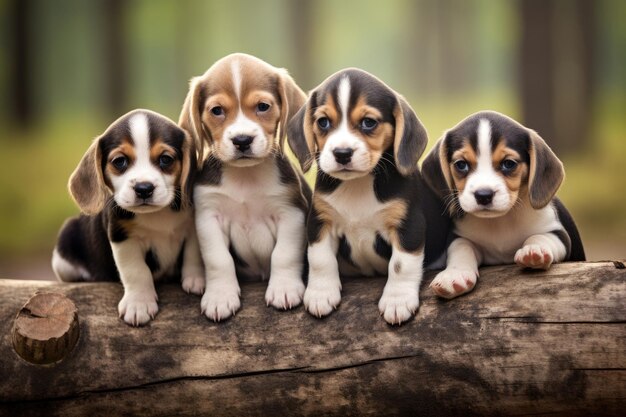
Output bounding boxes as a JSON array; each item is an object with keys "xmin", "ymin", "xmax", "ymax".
[{"xmin": 12, "ymin": 292, "xmax": 79, "ymax": 365}]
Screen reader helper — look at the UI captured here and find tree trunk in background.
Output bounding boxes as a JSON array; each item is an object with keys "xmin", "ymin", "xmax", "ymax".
[
  {"xmin": 409, "ymin": 0, "xmax": 472, "ymax": 98},
  {"xmin": 520, "ymin": 0, "xmax": 556, "ymax": 149},
  {"xmin": 288, "ymin": 0, "xmax": 314, "ymax": 91},
  {"xmin": 520, "ymin": 0, "xmax": 595, "ymax": 155},
  {"xmin": 438, "ymin": 0, "xmax": 472, "ymax": 95},
  {"xmin": 10, "ymin": 0, "xmax": 34, "ymax": 129},
  {"xmin": 553, "ymin": 0, "xmax": 595, "ymax": 153},
  {"xmin": 102, "ymin": 0, "xmax": 127, "ymax": 117}
]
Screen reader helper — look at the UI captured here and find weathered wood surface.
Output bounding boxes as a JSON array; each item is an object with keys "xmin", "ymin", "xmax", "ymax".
[{"xmin": 0, "ymin": 261, "xmax": 624, "ymax": 416}]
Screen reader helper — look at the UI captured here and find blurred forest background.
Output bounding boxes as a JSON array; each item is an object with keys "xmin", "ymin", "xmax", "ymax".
[{"xmin": 0, "ymin": 0, "xmax": 624, "ymax": 280}]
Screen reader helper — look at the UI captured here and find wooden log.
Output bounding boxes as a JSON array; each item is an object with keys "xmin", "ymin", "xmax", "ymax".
[{"xmin": 0, "ymin": 261, "xmax": 624, "ymax": 416}]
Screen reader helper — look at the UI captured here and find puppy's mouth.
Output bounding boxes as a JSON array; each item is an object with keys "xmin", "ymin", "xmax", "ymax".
[
  {"xmin": 235, "ymin": 153, "xmax": 258, "ymax": 160},
  {"xmin": 120, "ymin": 198, "xmax": 171, "ymax": 213},
  {"xmin": 325, "ymin": 167, "xmax": 369, "ymax": 180},
  {"xmin": 228, "ymin": 154, "xmax": 264, "ymax": 167},
  {"xmin": 132, "ymin": 200, "xmax": 168, "ymax": 210},
  {"xmin": 467, "ymin": 207, "xmax": 511, "ymax": 218}
]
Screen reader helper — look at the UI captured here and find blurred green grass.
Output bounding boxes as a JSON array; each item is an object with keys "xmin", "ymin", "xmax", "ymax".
[
  {"xmin": 0, "ymin": 90, "xmax": 623, "ymax": 263},
  {"xmin": 0, "ymin": 115, "xmax": 106, "ymax": 258},
  {"xmin": 558, "ymin": 94, "xmax": 626, "ymax": 242}
]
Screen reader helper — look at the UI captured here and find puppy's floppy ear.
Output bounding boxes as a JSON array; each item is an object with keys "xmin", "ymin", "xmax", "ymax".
[
  {"xmin": 287, "ymin": 94, "xmax": 316, "ymax": 172},
  {"xmin": 277, "ymin": 69, "xmax": 306, "ymax": 152},
  {"xmin": 393, "ymin": 96, "xmax": 428, "ymax": 176},
  {"xmin": 528, "ymin": 130, "xmax": 565, "ymax": 209},
  {"xmin": 178, "ymin": 128, "xmax": 197, "ymax": 209},
  {"xmin": 422, "ymin": 136, "xmax": 454, "ymax": 200},
  {"xmin": 179, "ymin": 76, "xmax": 206, "ymax": 163},
  {"xmin": 68, "ymin": 137, "xmax": 109, "ymax": 215}
]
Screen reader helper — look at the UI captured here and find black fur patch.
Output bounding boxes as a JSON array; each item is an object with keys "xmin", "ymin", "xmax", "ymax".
[
  {"xmin": 307, "ymin": 204, "xmax": 325, "ymax": 244},
  {"xmin": 372, "ymin": 149, "xmax": 428, "ymax": 254},
  {"xmin": 397, "ymin": 210, "xmax": 426, "ymax": 254},
  {"xmin": 196, "ymin": 155, "xmax": 223, "ymax": 185},
  {"xmin": 146, "ymin": 111, "xmax": 186, "ymax": 150},
  {"xmin": 374, "ymin": 233, "xmax": 392, "ymax": 260},
  {"xmin": 314, "ymin": 169, "xmax": 342, "ymax": 194},
  {"xmin": 170, "ymin": 185, "xmax": 183, "ymax": 211},
  {"xmin": 145, "ymin": 249, "xmax": 160, "ymax": 273},
  {"xmin": 337, "ymin": 235, "xmax": 356, "ymax": 266},
  {"xmin": 109, "ymin": 222, "xmax": 128, "ymax": 243},
  {"xmin": 445, "ymin": 121, "xmax": 479, "ymax": 160},
  {"xmin": 550, "ymin": 229, "xmax": 571, "ymax": 259},
  {"xmin": 553, "ymin": 198, "xmax": 586, "ymax": 261},
  {"xmin": 372, "ymin": 149, "xmax": 404, "ymax": 201},
  {"xmin": 55, "ymin": 214, "xmax": 119, "ymax": 282},
  {"xmin": 276, "ymin": 154, "xmax": 312, "ymax": 213},
  {"xmin": 276, "ymin": 154, "xmax": 298, "ymax": 186},
  {"xmin": 108, "ymin": 204, "xmax": 134, "ymax": 243}
]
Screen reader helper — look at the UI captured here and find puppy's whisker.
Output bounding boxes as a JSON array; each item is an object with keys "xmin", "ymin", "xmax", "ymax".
[
  {"xmin": 303, "ymin": 154, "xmax": 317, "ymax": 170},
  {"xmin": 441, "ymin": 190, "xmax": 460, "ymax": 215},
  {"xmin": 511, "ymin": 196, "xmax": 524, "ymax": 211},
  {"xmin": 374, "ymin": 155, "xmax": 394, "ymax": 178}
]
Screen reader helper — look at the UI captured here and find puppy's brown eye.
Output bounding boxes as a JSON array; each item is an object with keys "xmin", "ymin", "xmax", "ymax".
[
  {"xmin": 257, "ymin": 102, "xmax": 270, "ymax": 112},
  {"xmin": 501, "ymin": 159, "xmax": 518, "ymax": 173},
  {"xmin": 360, "ymin": 118, "xmax": 378, "ymax": 131},
  {"xmin": 159, "ymin": 154, "xmax": 175, "ymax": 169},
  {"xmin": 111, "ymin": 156, "xmax": 128, "ymax": 171},
  {"xmin": 210, "ymin": 106, "xmax": 223, "ymax": 116},
  {"xmin": 317, "ymin": 117, "xmax": 331, "ymax": 130},
  {"xmin": 454, "ymin": 160, "xmax": 469, "ymax": 174}
]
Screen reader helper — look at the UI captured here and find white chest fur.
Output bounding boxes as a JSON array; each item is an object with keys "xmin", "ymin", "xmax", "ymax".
[
  {"xmin": 454, "ymin": 200, "xmax": 563, "ymax": 265},
  {"xmin": 320, "ymin": 175, "xmax": 392, "ymax": 276},
  {"xmin": 194, "ymin": 159, "xmax": 294, "ymax": 279},
  {"xmin": 127, "ymin": 208, "xmax": 192, "ymax": 279}
]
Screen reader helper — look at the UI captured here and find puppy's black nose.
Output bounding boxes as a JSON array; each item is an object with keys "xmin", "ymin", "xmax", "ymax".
[
  {"xmin": 232, "ymin": 135, "xmax": 254, "ymax": 151},
  {"xmin": 333, "ymin": 147, "xmax": 353, "ymax": 165},
  {"xmin": 474, "ymin": 188, "xmax": 495, "ymax": 205},
  {"xmin": 134, "ymin": 182, "xmax": 155, "ymax": 199}
]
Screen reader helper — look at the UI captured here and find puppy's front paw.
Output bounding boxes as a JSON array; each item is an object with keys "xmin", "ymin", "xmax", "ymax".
[
  {"xmin": 430, "ymin": 268, "xmax": 478, "ymax": 299},
  {"xmin": 515, "ymin": 244, "xmax": 554, "ymax": 270},
  {"xmin": 201, "ymin": 282, "xmax": 241, "ymax": 322},
  {"xmin": 303, "ymin": 281, "xmax": 341, "ymax": 318},
  {"xmin": 378, "ymin": 285, "xmax": 419, "ymax": 325},
  {"xmin": 265, "ymin": 276, "xmax": 305, "ymax": 310},
  {"xmin": 118, "ymin": 291, "xmax": 159, "ymax": 326},
  {"xmin": 182, "ymin": 274, "xmax": 205, "ymax": 295}
]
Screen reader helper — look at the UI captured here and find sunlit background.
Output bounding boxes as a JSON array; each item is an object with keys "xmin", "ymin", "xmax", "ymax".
[{"xmin": 1, "ymin": 0, "xmax": 624, "ymax": 279}]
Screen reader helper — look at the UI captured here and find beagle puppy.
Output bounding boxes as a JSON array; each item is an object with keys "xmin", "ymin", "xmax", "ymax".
[
  {"xmin": 52, "ymin": 109, "xmax": 204, "ymax": 326},
  {"xmin": 179, "ymin": 53, "xmax": 311, "ymax": 321},
  {"xmin": 422, "ymin": 111, "xmax": 585, "ymax": 299},
  {"xmin": 287, "ymin": 68, "xmax": 450, "ymax": 324}
]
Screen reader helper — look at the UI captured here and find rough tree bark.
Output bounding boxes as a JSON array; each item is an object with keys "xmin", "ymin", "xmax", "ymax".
[{"xmin": 0, "ymin": 261, "xmax": 624, "ymax": 416}]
